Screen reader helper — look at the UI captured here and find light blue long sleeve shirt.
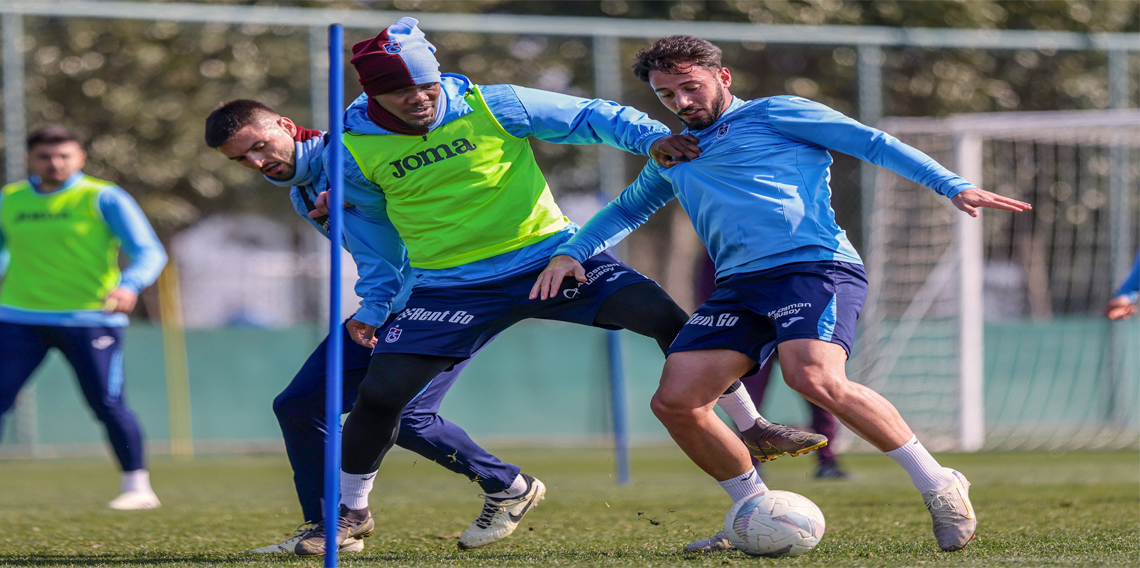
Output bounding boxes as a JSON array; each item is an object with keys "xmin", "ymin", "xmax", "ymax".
[
  {"xmin": 342, "ymin": 73, "xmax": 670, "ymax": 287},
  {"xmin": 270, "ymin": 135, "xmax": 413, "ymax": 328},
  {"xmin": 1115, "ymin": 249, "xmax": 1140, "ymax": 303},
  {"xmin": 0, "ymin": 171, "xmax": 167, "ymax": 327},
  {"xmin": 555, "ymin": 95, "xmax": 977, "ymax": 279}
]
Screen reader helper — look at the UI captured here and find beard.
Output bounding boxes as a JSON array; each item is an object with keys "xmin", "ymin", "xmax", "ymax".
[{"xmin": 678, "ymin": 84, "xmax": 726, "ymax": 131}]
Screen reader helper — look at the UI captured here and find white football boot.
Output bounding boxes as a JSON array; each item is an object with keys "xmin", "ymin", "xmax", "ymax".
[
  {"xmin": 457, "ymin": 474, "xmax": 545, "ymax": 549},
  {"xmin": 923, "ymin": 469, "xmax": 977, "ymax": 551},
  {"xmin": 248, "ymin": 523, "xmax": 366, "ymax": 554},
  {"xmin": 248, "ymin": 524, "xmax": 364, "ymax": 554},
  {"xmin": 683, "ymin": 530, "xmax": 735, "ymax": 553},
  {"xmin": 107, "ymin": 490, "xmax": 161, "ymax": 510}
]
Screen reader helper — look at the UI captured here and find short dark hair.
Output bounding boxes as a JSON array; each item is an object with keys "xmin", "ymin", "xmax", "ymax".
[
  {"xmin": 27, "ymin": 126, "xmax": 83, "ymax": 151},
  {"xmin": 632, "ymin": 35, "xmax": 723, "ymax": 83},
  {"xmin": 204, "ymin": 99, "xmax": 279, "ymax": 148}
]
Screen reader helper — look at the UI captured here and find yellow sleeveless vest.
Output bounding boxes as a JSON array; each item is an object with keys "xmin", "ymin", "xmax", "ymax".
[
  {"xmin": 343, "ymin": 86, "xmax": 568, "ymax": 269},
  {"xmin": 0, "ymin": 176, "xmax": 121, "ymax": 311}
]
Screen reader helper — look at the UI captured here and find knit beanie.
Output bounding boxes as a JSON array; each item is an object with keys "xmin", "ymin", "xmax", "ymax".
[{"xmin": 351, "ymin": 17, "xmax": 441, "ymax": 96}]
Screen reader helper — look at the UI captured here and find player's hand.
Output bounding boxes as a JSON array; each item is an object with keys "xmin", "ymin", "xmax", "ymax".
[
  {"xmin": 346, "ymin": 318, "xmax": 378, "ymax": 348},
  {"xmin": 102, "ymin": 287, "xmax": 138, "ymax": 315},
  {"xmin": 530, "ymin": 255, "xmax": 586, "ymax": 301},
  {"xmin": 951, "ymin": 188, "xmax": 1032, "ymax": 217},
  {"xmin": 308, "ymin": 191, "xmax": 355, "ymax": 219},
  {"xmin": 649, "ymin": 134, "xmax": 701, "ymax": 168},
  {"xmin": 1104, "ymin": 295, "xmax": 1138, "ymax": 321}
]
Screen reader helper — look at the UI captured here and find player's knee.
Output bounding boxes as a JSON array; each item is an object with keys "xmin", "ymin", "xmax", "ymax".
[
  {"xmin": 355, "ymin": 381, "xmax": 408, "ymax": 416},
  {"xmin": 650, "ymin": 390, "xmax": 698, "ymax": 425},
  {"xmin": 272, "ymin": 391, "xmax": 307, "ymax": 421},
  {"xmin": 784, "ymin": 368, "xmax": 844, "ymax": 406}
]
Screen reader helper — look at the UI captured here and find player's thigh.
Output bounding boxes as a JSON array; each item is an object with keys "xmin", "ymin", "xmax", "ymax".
[
  {"xmin": 358, "ymin": 352, "xmax": 463, "ymax": 411},
  {"xmin": 54, "ymin": 326, "xmax": 125, "ymax": 407},
  {"xmin": 0, "ymin": 322, "xmax": 49, "ymax": 408},
  {"xmin": 593, "ymin": 281, "xmax": 689, "ymax": 352},
  {"xmin": 657, "ymin": 349, "xmax": 756, "ymax": 410}
]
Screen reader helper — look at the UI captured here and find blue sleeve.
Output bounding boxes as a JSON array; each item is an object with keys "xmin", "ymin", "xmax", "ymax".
[
  {"xmin": 482, "ymin": 84, "xmax": 670, "ymax": 155},
  {"xmin": 766, "ymin": 96, "xmax": 976, "ymax": 198},
  {"xmin": 340, "ymin": 209, "xmax": 409, "ymax": 327},
  {"xmin": 97, "ymin": 186, "xmax": 167, "ymax": 293},
  {"xmin": 1116, "ymin": 249, "xmax": 1140, "ymax": 302},
  {"xmin": 553, "ymin": 161, "xmax": 676, "ymax": 261},
  {"xmin": 326, "ymin": 152, "xmax": 409, "ymax": 327},
  {"xmin": 289, "ymin": 186, "xmax": 333, "ymax": 239}
]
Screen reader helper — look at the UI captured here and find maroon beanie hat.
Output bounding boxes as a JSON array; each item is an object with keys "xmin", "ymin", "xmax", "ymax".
[{"xmin": 350, "ymin": 17, "xmax": 441, "ymax": 97}]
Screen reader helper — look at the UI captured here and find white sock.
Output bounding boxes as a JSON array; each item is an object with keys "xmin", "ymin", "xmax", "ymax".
[
  {"xmin": 717, "ymin": 468, "xmax": 769, "ymax": 503},
  {"xmin": 339, "ymin": 471, "xmax": 376, "ymax": 510},
  {"xmin": 120, "ymin": 469, "xmax": 152, "ymax": 494},
  {"xmin": 884, "ymin": 436, "xmax": 955, "ymax": 493},
  {"xmin": 487, "ymin": 474, "xmax": 528, "ymax": 498},
  {"xmin": 718, "ymin": 385, "xmax": 765, "ymax": 429}
]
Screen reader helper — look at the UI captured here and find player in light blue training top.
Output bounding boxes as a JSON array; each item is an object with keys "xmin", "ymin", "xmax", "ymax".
[
  {"xmin": 1105, "ymin": 248, "xmax": 1139, "ymax": 320},
  {"xmin": 533, "ymin": 35, "xmax": 1032, "ymax": 554}
]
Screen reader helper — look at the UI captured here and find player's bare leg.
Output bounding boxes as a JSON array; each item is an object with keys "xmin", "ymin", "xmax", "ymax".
[
  {"xmin": 776, "ymin": 338, "xmax": 976, "ymax": 551},
  {"xmin": 652, "ymin": 350, "xmax": 761, "ymax": 482}
]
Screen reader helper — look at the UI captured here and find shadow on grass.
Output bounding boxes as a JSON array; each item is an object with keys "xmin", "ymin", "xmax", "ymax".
[{"xmin": 0, "ymin": 550, "xmax": 694, "ymax": 566}]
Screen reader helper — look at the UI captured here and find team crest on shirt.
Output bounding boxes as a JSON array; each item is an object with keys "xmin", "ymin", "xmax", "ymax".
[
  {"xmin": 385, "ymin": 326, "xmax": 402, "ymax": 343},
  {"xmin": 381, "ymin": 41, "xmax": 402, "ymax": 54},
  {"xmin": 716, "ymin": 123, "xmax": 731, "ymax": 139}
]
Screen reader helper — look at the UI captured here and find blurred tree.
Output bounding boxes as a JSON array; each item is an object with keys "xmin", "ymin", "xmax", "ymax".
[{"xmin": 2, "ymin": 0, "xmax": 1133, "ymax": 314}]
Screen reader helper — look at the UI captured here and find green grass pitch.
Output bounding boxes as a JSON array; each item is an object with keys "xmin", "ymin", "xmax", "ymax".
[{"xmin": 0, "ymin": 447, "xmax": 1136, "ymax": 567}]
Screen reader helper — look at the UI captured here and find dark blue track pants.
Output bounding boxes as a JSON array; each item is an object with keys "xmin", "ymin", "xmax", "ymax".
[
  {"xmin": 274, "ymin": 321, "xmax": 519, "ymax": 522},
  {"xmin": 0, "ymin": 321, "xmax": 145, "ymax": 471}
]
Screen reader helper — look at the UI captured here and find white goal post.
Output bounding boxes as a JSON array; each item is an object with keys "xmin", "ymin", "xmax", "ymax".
[{"xmin": 860, "ymin": 109, "xmax": 1140, "ymax": 452}]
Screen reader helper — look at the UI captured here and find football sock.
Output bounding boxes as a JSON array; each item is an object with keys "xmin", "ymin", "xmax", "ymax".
[
  {"xmin": 339, "ymin": 470, "xmax": 376, "ymax": 510},
  {"xmin": 718, "ymin": 468, "xmax": 769, "ymax": 503},
  {"xmin": 486, "ymin": 474, "xmax": 528, "ymax": 499},
  {"xmin": 120, "ymin": 469, "xmax": 152, "ymax": 494},
  {"xmin": 718, "ymin": 385, "xmax": 766, "ymax": 429},
  {"xmin": 884, "ymin": 435, "xmax": 955, "ymax": 493}
]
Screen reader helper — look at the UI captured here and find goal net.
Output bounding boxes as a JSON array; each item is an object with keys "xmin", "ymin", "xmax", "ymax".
[{"xmin": 858, "ymin": 109, "xmax": 1140, "ymax": 452}]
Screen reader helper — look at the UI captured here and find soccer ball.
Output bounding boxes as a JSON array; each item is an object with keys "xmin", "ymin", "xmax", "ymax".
[{"xmin": 724, "ymin": 490, "xmax": 826, "ymax": 557}]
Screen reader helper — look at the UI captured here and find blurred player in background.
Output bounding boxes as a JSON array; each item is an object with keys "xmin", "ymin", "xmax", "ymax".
[
  {"xmin": 0, "ymin": 126, "xmax": 167, "ymax": 510},
  {"xmin": 304, "ymin": 18, "xmax": 820, "ymax": 555},
  {"xmin": 537, "ymin": 35, "xmax": 1032, "ymax": 553},
  {"xmin": 1104, "ymin": 248, "xmax": 1139, "ymax": 320},
  {"xmin": 206, "ymin": 101, "xmax": 535, "ymax": 553}
]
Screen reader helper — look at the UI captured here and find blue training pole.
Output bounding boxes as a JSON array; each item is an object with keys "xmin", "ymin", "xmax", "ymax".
[
  {"xmin": 607, "ymin": 328, "xmax": 631, "ymax": 485},
  {"xmin": 323, "ymin": 23, "xmax": 345, "ymax": 568}
]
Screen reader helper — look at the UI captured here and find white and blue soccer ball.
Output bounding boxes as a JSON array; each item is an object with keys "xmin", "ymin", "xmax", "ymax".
[{"xmin": 724, "ymin": 490, "xmax": 826, "ymax": 557}]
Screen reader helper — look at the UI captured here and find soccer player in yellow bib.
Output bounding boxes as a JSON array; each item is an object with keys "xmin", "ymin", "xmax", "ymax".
[
  {"xmin": 0, "ymin": 126, "xmax": 167, "ymax": 510},
  {"xmin": 295, "ymin": 18, "xmax": 822, "ymax": 555}
]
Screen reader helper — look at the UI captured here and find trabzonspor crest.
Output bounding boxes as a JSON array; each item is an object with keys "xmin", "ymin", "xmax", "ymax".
[
  {"xmin": 717, "ymin": 123, "xmax": 731, "ymax": 139},
  {"xmin": 381, "ymin": 41, "xmax": 402, "ymax": 54},
  {"xmin": 385, "ymin": 326, "xmax": 402, "ymax": 343}
]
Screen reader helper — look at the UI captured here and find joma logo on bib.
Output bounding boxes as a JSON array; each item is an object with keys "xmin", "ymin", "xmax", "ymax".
[{"xmin": 389, "ymin": 138, "xmax": 478, "ymax": 178}]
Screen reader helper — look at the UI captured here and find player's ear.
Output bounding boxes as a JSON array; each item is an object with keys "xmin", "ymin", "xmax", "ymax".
[
  {"xmin": 278, "ymin": 116, "xmax": 297, "ymax": 136},
  {"xmin": 719, "ymin": 67, "xmax": 732, "ymax": 89}
]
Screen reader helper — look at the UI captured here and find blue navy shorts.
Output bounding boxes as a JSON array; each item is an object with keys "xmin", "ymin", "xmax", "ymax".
[
  {"xmin": 667, "ymin": 261, "xmax": 868, "ymax": 364},
  {"xmin": 373, "ymin": 252, "xmax": 651, "ymax": 358}
]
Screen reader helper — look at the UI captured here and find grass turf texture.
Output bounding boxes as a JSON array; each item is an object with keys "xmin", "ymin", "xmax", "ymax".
[{"xmin": 0, "ymin": 448, "xmax": 1136, "ymax": 567}]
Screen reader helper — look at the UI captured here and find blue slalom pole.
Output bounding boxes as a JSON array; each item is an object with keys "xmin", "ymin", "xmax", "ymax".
[
  {"xmin": 606, "ymin": 329, "xmax": 631, "ymax": 486},
  {"xmin": 323, "ymin": 23, "xmax": 345, "ymax": 568}
]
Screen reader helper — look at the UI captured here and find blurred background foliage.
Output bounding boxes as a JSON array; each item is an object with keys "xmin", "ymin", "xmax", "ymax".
[{"xmin": 1, "ymin": 0, "xmax": 1136, "ymax": 257}]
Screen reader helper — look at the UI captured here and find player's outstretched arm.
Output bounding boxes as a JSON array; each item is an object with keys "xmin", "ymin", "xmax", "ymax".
[
  {"xmin": 949, "ymin": 188, "xmax": 1032, "ymax": 217},
  {"xmin": 530, "ymin": 255, "xmax": 586, "ymax": 301}
]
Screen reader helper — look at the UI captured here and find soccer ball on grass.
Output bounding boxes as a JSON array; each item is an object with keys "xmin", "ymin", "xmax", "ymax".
[{"xmin": 724, "ymin": 490, "xmax": 825, "ymax": 557}]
